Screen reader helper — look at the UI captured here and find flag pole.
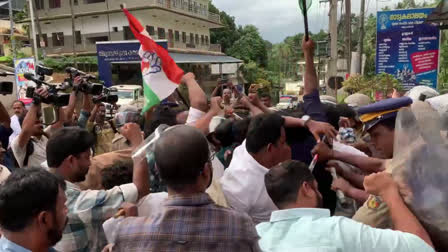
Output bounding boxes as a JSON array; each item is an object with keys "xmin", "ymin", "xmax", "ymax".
[{"xmin": 301, "ymin": 0, "xmax": 309, "ymax": 41}]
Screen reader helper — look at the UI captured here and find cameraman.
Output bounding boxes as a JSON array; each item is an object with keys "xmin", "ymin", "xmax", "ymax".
[{"xmin": 11, "ymin": 88, "xmax": 49, "ymax": 168}]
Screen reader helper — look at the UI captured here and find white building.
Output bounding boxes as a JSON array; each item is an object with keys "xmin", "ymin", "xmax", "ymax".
[{"xmin": 31, "ymin": 0, "xmax": 223, "ymax": 55}]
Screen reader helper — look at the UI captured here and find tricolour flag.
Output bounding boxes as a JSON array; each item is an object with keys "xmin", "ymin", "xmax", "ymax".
[{"xmin": 122, "ymin": 7, "xmax": 184, "ymax": 113}]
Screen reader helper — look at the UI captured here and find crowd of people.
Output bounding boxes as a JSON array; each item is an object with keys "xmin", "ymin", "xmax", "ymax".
[{"xmin": 0, "ymin": 38, "xmax": 445, "ymax": 252}]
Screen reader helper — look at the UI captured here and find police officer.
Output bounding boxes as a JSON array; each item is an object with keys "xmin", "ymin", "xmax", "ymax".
[{"xmin": 312, "ymin": 97, "xmax": 413, "ymax": 228}]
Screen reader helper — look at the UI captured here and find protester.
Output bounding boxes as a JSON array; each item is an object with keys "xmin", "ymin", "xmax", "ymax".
[
  {"xmin": 8, "ymin": 100, "xmax": 27, "ymax": 146},
  {"xmin": 45, "ymin": 125, "xmax": 149, "ymax": 252},
  {"xmin": 221, "ymin": 112, "xmax": 337, "ymax": 224},
  {"xmin": 0, "ymin": 143, "xmax": 10, "ymax": 182},
  {"xmin": 100, "ymin": 161, "xmax": 133, "ymax": 190},
  {"xmin": 257, "ymin": 160, "xmax": 435, "ymax": 251},
  {"xmin": 0, "ymin": 102, "xmax": 13, "ymax": 168},
  {"xmin": 0, "ymin": 102, "xmax": 12, "ymax": 151},
  {"xmin": 312, "ymin": 97, "xmax": 414, "ymax": 229},
  {"xmin": 11, "ymin": 89, "xmax": 49, "ymax": 168},
  {"xmin": 260, "ymin": 94, "xmax": 272, "ymax": 108},
  {"xmin": 106, "ymin": 125, "xmax": 261, "ymax": 251},
  {"xmin": 0, "ymin": 168, "xmax": 68, "ymax": 252}
]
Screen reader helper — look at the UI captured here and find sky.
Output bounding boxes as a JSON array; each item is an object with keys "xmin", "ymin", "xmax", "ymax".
[{"xmin": 212, "ymin": 0, "xmax": 433, "ymax": 43}]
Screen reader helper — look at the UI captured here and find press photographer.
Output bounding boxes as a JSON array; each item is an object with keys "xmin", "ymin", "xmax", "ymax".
[
  {"xmin": 65, "ymin": 67, "xmax": 103, "ymax": 96},
  {"xmin": 24, "ymin": 65, "xmax": 70, "ymax": 107}
]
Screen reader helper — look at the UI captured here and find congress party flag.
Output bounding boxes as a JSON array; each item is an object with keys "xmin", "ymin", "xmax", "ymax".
[{"xmin": 122, "ymin": 6, "xmax": 184, "ymax": 113}]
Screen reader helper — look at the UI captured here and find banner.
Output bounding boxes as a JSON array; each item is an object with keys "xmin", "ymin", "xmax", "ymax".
[
  {"xmin": 376, "ymin": 8, "xmax": 440, "ymax": 90},
  {"xmin": 14, "ymin": 58, "xmax": 35, "ymax": 104}
]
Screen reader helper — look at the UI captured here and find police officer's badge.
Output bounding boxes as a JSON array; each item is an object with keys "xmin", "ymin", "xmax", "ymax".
[{"xmin": 367, "ymin": 196, "xmax": 381, "ymax": 210}]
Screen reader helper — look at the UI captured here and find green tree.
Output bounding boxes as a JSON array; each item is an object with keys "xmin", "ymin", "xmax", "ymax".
[
  {"xmin": 209, "ymin": 1, "xmax": 241, "ymax": 54},
  {"xmin": 228, "ymin": 25, "xmax": 268, "ymax": 67}
]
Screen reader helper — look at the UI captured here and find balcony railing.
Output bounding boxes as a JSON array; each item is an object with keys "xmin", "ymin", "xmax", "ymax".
[
  {"xmin": 209, "ymin": 44, "xmax": 221, "ymax": 52},
  {"xmin": 152, "ymin": 0, "xmax": 221, "ymax": 24}
]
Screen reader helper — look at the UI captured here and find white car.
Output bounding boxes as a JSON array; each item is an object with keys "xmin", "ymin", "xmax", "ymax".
[
  {"xmin": 113, "ymin": 85, "xmax": 144, "ymax": 109},
  {"xmin": 104, "ymin": 85, "xmax": 144, "ymax": 119}
]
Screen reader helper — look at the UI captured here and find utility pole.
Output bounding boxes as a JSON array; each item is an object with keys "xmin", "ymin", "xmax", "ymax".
[
  {"xmin": 69, "ymin": 0, "xmax": 78, "ymax": 68},
  {"xmin": 29, "ymin": 0, "xmax": 39, "ymax": 64},
  {"xmin": 345, "ymin": 0, "xmax": 351, "ymax": 76},
  {"xmin": 31, "ymin": 0, "xmax": 46, "ymax": 58},
  {"xmin": 357, "ymin": 0, "xmax": 366, "ymax": 74},
  {"xmin": 328, "ymin": 0, "xmax": 338, "ymax": 97},
  {"xmin": 8, "ymin": 0, "xmax": 16, "ymax": 62}
]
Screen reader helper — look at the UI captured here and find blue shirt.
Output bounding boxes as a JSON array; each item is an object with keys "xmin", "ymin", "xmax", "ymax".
[
  {"xmin": 256, "ymin": 208, "xmax": 435, "ymax": 252},
  {"xmin": 0, "ymin": 236, "xmax": 56, "ymax": 252}
]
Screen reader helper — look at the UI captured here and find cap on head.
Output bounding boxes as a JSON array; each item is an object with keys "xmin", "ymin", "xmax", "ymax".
[{"xmin": 358, "ymin": 97, "xmax": 413, "ymax": 132}]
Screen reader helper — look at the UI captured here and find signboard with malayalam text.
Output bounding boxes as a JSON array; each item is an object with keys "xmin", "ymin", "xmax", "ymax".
[{"xmin": 376, "ymin": 8, "xmax": 440, "ymax": 90}]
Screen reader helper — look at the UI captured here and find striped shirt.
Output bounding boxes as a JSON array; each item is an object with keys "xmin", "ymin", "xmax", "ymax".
[
  {"xmin": 111, "ymin": 193, "xmax": 261, "ymax": 252},
  {"xmin": 54, "ymin": 181, "xmax": 138, "ymax": 252}
]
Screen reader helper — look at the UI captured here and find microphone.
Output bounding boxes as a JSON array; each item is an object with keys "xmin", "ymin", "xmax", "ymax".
[
  {"xmin": 66, "ymin": 67, "xmax": 96, "ymax": 80},
  {"xmin": 66, "ymin": 67, "xmax": 87, "ymax": 76},
  {"xmin": 0, "ymin": 72, "xmax": 15, "ymax": 77}
]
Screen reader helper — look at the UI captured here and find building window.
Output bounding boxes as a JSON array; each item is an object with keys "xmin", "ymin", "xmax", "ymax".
[
  {"xmin": 158, "ymin": 28, "xmax": 165, "ymax": 39},
  {"xmin": 189, "ymin": 33, "xmax": 194, "ymax": 44},
  {"xmin": 175, "ymin": 31, "xmax": 180, "ymax": 42},
  {"xmin": 201, "ymin": 35, "xmax": 204, "ymax": 45},
  {"xmin": 36, "ymin": 34, "xmax": 48, "ymax": 48},
  {"xmin": 182, "ymin": 0, "xmax": 188, "ymax": 10},
  {"xmin": 49, "ymin": 0, "xmax": 61, "ymax": 8},
  {"xmin": 87, "ymin": 36, "xmax": 108, "ymax": 44},
  {"xmin": 195, "ymin": 34, "xmax": 199, "ymax": 45},
  {"xmin": 112, "ymin": 27, "xmax": 118, "ymax": 32},
  {"xmin": 188, "ymin": 0, "xmax": 192, "ymax": 11},
  {"xmin": 75, "ymin": 31, "xmax": 81, "ymax": 44},
  {"xmin": 146, "ymin": 26, "xmax": 155, "ymax": 36},
  {"xmin": 157, "ymin": 0, "xmax": 165, "ymax": 4},
  {"xmin": 83, "ymin": 0, "xmax": 105, "ymax": 3},
  {"xmin": 182, "ymin": 32, "xmax": 186, "ymax": 43},
  {"xmin": 52, "ymin": 32, "xmax": 64, "ymax": 46},
  {"xmin": 193, "ymin": 2, "xmax": 198, "ymax": 13},
  {"xmin": 123, "ymin": 26, "xmax": 135, "ymax": 40},
  {"xmin": 74, "ymin": 0, "xmax": 78, "ymax": 5},
  {"xmin": 35, "ymin": 0, "xmax": 44, "ymax": 10},
  {"xmin": 205, "ymin": 36, "xmax": 209, "ymax": 45}
]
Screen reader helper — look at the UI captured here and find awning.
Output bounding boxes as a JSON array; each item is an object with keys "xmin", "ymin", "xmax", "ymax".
[
  {"xmin": 426, "ymin": 0, "xmax": 448, "ymax": 29},
  {"xmin": 170, "ymin": 53, "xmax": 243, "ymax": 64}
]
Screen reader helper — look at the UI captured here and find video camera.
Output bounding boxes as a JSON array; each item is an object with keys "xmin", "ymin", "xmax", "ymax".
[
  {"xmin": 93, "ymin": 86, "xmax": 118, "ymax": 104},
  {"xmin": 0, "ymin": 72, "xmax": 14, "ymax": 95},
  {"xmin": 65, "ymin": 67, "xmax": 103, "ymax": 95},
  {"xmin": 24, "ymin": 65, "xmax": 70, "ymax": 107}
]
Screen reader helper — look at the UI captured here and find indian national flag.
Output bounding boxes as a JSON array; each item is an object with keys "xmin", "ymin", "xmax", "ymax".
[{"xmin": 122, "ymin": 7, "xmax": 184, "ymax": 113}]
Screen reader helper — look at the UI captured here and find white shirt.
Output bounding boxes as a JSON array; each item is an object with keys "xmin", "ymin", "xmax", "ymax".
[
  {"xmin": 11, "ymin": 135, "xmax": 48, "ymax": 168},
  {"xmin": 8, "ymin": 115, "xmax": 21, "ymax": 147},
  {"xmin": 257, "ymin": 208, "xmax": 434, "ymax": 252},
  {"xmin": 220, "ymin": 140, "xmax": 278, "ymax": 224}
]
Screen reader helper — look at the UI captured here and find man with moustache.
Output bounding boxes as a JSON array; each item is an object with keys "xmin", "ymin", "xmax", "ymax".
[
  {"xmin": 46, "ymin": 125, "xmax": 149, "ymax": 252},
  {"xmin": 257, "ymin": 160, "xmax": 435, "ymax": 252},
  {"xmin": 0, "ymin": 168, "xmax": 68, "ymax": 252}
]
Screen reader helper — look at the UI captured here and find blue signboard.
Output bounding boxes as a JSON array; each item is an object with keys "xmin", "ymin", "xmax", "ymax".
[
  {"xmin": 96, "ymin": 40, "xmax": 167, "ymax": 87},
  {"xmin": 376, "ymin": 8, "xmax": 440, "ymax": 90}
]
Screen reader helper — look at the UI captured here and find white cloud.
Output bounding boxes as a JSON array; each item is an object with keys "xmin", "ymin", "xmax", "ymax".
[{"xmin": 212, "ymin": 0, "xmax": 431, "ymax": 43}]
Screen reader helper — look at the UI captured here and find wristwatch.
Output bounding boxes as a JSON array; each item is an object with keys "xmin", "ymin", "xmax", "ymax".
[{"xmin": 301, "ymin": 115, "xmax": 311, "ymax": 128}]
